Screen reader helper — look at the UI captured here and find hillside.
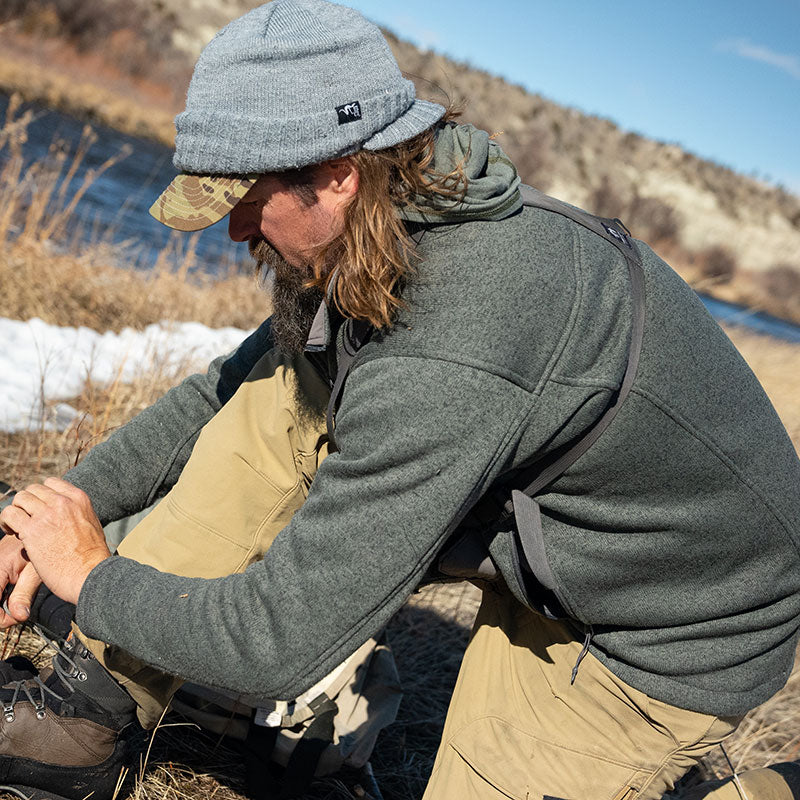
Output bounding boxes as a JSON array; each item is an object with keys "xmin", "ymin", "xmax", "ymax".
[{"xmin": 0, "ymin": 0, "xmax": 799, "ymax": 321}]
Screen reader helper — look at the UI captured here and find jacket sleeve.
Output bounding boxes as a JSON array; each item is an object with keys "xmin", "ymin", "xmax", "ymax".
[
  {"xmin": 75, "ymin": 354, "xmax": 532, "ymax": 698},
  {"xmin": 64, "ymin": 319, "xmax": 273, "ymax": 525}
]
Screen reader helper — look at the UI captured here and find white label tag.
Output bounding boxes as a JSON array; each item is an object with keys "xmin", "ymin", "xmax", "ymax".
[{"xmin": 254, "ymin": 707, "xmax": 283, "ymax": 728}]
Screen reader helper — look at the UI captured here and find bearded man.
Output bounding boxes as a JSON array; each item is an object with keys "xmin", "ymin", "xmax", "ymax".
[{"xmin": 1, "ymin": 1, "xmax": 800, "ymax": 799}]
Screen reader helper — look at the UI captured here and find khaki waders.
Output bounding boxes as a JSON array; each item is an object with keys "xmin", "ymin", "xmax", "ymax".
[{"xmin": 75, "ymin": 347, "xmax": 798, "ymax": 799}]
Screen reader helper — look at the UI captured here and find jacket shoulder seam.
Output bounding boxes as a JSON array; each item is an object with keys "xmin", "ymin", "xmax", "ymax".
[{"xmin": 353, "ymin": 350, "xmax": 540, "ymax": 395}]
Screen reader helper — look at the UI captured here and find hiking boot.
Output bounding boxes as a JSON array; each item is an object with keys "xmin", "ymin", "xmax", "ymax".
[
  {"xmin": 0, "ymin": 628, "xmax": 143, "ymax": 800},
  {"xmin": 0, "ymin": 786, "xmax": 78, "ymax": 800}
]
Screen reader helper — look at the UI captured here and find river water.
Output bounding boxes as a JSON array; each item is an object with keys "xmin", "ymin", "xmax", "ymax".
[
  {"xmin": 2, "ymin": 92, "xmax": 800, "ymax": 343},
  {"xmin": 0, "ymin": 92, "xmax": 242, "ymax": 274}
]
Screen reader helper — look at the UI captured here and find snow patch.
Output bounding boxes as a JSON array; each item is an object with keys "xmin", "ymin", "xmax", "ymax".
[{"xmin": 0, "ymin": 318, "xmax": 250, "ymax": 433}]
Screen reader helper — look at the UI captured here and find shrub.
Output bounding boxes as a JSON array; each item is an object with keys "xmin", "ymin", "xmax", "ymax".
[
  {"xmin": 626, "ymin": 195, "xmax": 679, "ymax": 244},
  {"xmin": 587, "ymin": 182, "xmax": 679, "ymax": 246},
  {"xmin": 588, "ymin": 175, "xmax": 626, "ymax": 219},
  {"xmin": 507, "ymin": 122, "xmax": 554, "ymax": 190},
  {"xmin": 0, "ymin": 0, "xmax": 190, "ymax": 93},
  {"xmin": 698, "ymin": 245, "xmax": 737, "ymax": 284},
  {"xmin": 763, "ymin": 264, "xmax": 800, "ymax": 302}
]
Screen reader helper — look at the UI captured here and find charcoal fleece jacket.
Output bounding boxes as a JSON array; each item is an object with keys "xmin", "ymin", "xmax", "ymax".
[{"xmin": 69, "ymin": 124, "xmax": 800, "ymax": 717}]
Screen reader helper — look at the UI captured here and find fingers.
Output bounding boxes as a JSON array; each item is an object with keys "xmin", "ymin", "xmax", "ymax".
[
  {"xmin": 2, "ymin": 480, "xmax": 90, "ymax": 541},
  {"xmin": 0, "ymin": 537, "xmax": 33, "ymax": 629},
  {"xmin": 9, "ymin": 480, "xmax": 87, "ymax": 518},
  {"xmin": 0, "ymin": 502, "xmax": 27, "ymax": 537},
  {"xmin": 1, "ymin": 483, "xmax": 59, "ymax": 531},
  {"xmin": 9, "ymin": 485, "xmax": 50, "ymax": 517},
  {"xmin": 0, "ymin": 598, "xmax": 15, "ymax": 629},
  {"xmin": 6, "ymin": 562, "xmax": 41, "ymax": 624}
]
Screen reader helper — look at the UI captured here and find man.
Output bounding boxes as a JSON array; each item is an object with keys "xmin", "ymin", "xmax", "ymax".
[{"xmin": 1, "ymin": 1, "xmax": 800, "ymax": 798}]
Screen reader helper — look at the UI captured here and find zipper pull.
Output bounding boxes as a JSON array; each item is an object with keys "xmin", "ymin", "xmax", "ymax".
[{"xmin": 571, "ymin": 627, "xmax": 593, "ymax": 685}]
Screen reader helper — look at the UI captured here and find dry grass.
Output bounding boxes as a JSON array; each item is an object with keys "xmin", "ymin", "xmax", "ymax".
[
  {"xmin": 724, "ymin": 327, "xmax": 800, "ymax": 448},
  {"xmin": 2, "ymin": 235, "xmax": 267, "ymax": 333},
  {"xmin": 2, "ymin": 9, "xmax": 800, "ymax": 323},
  {"xmin": 0, "ymin": 32, "xmax": 178, "ymax": 146},
  {"xmin": 0, "ymin": 97, "xmax": 268, "ymax": 333}
]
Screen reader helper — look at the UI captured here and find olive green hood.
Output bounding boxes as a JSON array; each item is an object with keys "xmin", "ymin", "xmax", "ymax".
[{"xmin": 400, "ymin": 123, "xmax": 523, "ymax": 224}]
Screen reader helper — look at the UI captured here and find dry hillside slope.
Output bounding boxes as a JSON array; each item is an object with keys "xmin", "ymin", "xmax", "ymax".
[
  {"xmin": 1, "ymin": 0, "xmax": 799, "ymax": 321},
  {"xmin": 138, "ymin": 0, "xmax": 800, "ymax": 275}
]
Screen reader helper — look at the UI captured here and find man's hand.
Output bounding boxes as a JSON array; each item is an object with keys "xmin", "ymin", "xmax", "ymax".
[
  {"xmin": 0, "ymin": 534, "xmax": 41, "ymax": 628},
  {"xmin": 0, "ymin": 478, "xmax": 110, "ymax": 607}
]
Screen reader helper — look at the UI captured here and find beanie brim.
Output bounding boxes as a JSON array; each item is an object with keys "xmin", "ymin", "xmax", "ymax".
[
  {"xmin": 149, "ymin": 174, "xmax": 257, "ymax": 231},
  {"xmin": 362, "ymin": 99, "xmax": 445, "ymax": 152}
]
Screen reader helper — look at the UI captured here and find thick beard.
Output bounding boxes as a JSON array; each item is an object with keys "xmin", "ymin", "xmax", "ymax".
[{"xmin": 249, "ymin": 238, "xmax": 324, "ymax": 355}]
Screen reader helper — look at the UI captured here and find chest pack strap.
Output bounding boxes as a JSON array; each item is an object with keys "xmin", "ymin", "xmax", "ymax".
[
  {"xmin": 325, "ymin": 317, "xmax": 372, "ymax": 451},
  {"xmin": 510, "ymin": 184, "xmax": 646, "ymax": 503},
  {"xmin": 436, "ymin": 187, "xmax": 646, "ymax": 609},
  {"xmin": 323, "ymin": 186, "xmax": 646, "ymax": 606}
]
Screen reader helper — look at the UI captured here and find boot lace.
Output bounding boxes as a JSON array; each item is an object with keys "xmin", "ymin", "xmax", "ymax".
[{"xmin": 2, "ymin": 624, "xmax": 86, "ymax": 723}]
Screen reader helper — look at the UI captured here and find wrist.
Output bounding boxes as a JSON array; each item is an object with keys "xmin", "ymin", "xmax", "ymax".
[{"xmin": 71, "ymin": 548, "xmax": 112, "ymax": 606}]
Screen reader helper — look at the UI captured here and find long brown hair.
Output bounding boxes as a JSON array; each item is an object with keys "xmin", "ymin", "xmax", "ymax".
[{"xmin": 283, "ymin": 108, "xmax": 467, "ymax": 329}]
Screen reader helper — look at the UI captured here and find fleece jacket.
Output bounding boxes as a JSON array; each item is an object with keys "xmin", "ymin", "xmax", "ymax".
[{"xmin": 68, "ymin": 124, "xmax": 800, "ymax": 717}]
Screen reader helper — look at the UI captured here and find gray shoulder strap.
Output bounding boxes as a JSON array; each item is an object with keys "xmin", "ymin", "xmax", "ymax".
[
  {"xmin": 519, "ymin": 184, "xmax": 638, "ymax": 256},
  {"xmin": 510, "ymin": 184, "xmax": 646, "ymax": 503}
]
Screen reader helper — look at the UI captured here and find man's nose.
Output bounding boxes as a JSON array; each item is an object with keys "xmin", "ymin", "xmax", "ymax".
[{"xmin": 228, "ymin": 205, "xmax": 256, "ymax": 242}]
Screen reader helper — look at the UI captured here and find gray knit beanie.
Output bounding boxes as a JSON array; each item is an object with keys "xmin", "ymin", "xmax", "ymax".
[{"xmin": 174, "ymin": 0, "xmax": 446, "ymax": 174}]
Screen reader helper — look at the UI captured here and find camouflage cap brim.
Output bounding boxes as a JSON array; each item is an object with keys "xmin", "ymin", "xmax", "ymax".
[{"xmin": 149, "ymin": 174, "xmax": 258, "ymax": 232}]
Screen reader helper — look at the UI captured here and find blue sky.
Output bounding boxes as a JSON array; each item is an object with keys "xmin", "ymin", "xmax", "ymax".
[{"xmin": 342, "ymin": 1, "xmax": 800, "ymax": 195}]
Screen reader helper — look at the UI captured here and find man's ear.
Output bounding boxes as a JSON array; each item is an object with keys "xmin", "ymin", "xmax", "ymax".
[{"xmin": 320, "ymin": 158, "xmax": 359, "ymax": 200}]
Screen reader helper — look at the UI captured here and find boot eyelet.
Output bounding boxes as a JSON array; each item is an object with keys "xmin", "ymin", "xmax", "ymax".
[
  {"xmin": 4, "ymin": 712, "xmax": 14, "ymax": 723},
  {"xmin": 36, "ymin": 709, "xmax": 47, "ymax": 720},
  {"xmin": 77, "ymin": 672, "xmax": 87, "ymax": 681}
]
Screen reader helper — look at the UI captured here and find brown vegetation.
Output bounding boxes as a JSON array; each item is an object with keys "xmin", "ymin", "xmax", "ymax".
[
  {"xmin": 0, "ymin": 0, "xmax": 190, "ymax": 102},
  {"xmin": 0, "ymin": 98, "xmax": 265, "ymax": 332},
  {"xmin": 2, "ymin": 7, "xmax": 799, "ymax": 324},
  {"xmin": 0, "ymin": 33, "xmax": 178, "ymax": 145}
]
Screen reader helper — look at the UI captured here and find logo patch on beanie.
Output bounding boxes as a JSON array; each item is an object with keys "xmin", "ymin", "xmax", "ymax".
[{"xmin": 336, "ymin": 101, "xmax": 362, "ymax": 125}]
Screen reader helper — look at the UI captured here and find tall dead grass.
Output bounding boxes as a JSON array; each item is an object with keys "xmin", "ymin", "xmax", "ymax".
[
  {"xmin": 0, "ymin": 96, "xmax": 268, "ymax": 332},
  {"xmin": 2, "ymin": 11, "xmax": 800, "ymax": 325}
]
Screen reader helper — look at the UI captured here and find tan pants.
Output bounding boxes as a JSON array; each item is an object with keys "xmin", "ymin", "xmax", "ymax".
[
  {"xmin": 424, "ymin": 588, "xmax": 800, "ymax": 800},
  {"xmin": 78, "ymin": 347, "xmax": 331, "ymax": 728},
  {"xmin": 77, "ymin": 346, "xmax": 797, "ymax": 799}
]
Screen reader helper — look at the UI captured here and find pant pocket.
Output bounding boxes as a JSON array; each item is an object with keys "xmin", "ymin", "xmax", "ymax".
[{"xmin": 447, "ymin": 716, "xmax": 645, "ymax": 800}]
